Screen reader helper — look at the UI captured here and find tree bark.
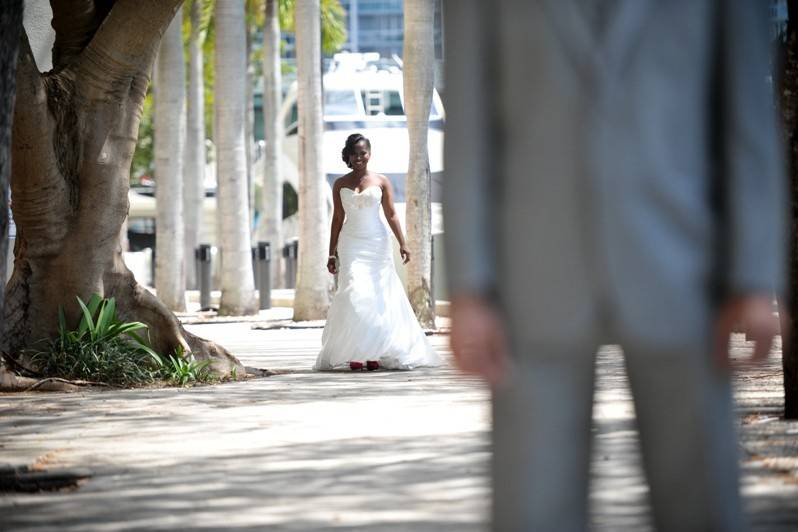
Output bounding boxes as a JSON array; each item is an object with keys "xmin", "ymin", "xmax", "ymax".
[
  {"xmin": 0, "ymin": 0, "xmax": 23, "ymax": 384},
  {"xmin": 294, "ymin": 0, "xmax": 332, "ymax": 321},
  {"xmin": 154, "ymin": 10, "xmax": 187, "ymax": 311},
  {"xmin": 184, "ymin": 0, "xmax": 206, "ymax": 290},
  {"xmin": 783, "ymin": 0, "xmax": 798, "ymax": 419},
  {"xmin": 215, "ymin": 0, "xmax": 256, "ymax": 316},
  {"xmin": 245, "ymin": 26, "xmax": 255, "ymax": 220},
  {"xmin": 3, "ymin": 0, "xmax": 243, "ymax": 378},
  {"xmin": 260, "ymin": 0, "xmax": 284, "ymax": 289},
  {"xmin": 403, "ymin": 0, "xmax": 435, "ymax": 328},
  {"xmin": 0, "ymin": 0, "xmax": 22, "ymax": 327}
]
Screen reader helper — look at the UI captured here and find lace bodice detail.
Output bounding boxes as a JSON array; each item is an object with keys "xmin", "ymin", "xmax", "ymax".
[{"xmin": 340, "ymin": 185, "xmax": 385, "ymax": 237}]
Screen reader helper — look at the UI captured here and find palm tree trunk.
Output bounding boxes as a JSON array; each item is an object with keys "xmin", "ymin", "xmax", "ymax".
[
  {"xmin": 261, "ymin": 0, "xmax": 284, "ymax": 289},
  {"xmin": 246, "ymin": 26, "xmax": 255, "ymax": 218},
  {"xmin": 294, "ymin": 0, "xmax": 331, "ymax": 320},
  {"xmin": 185, "ymin": 0, "xmax": 206, "ymax": 290},
  {"xmin": 403, "ymin": 0, "xmax": 435, "ymax": 328},
  {"xmin": 154, "ymin": 10, "xmax": 186, "ymax": 312},
  {"xmin": 215, "ymin": 0, "xmax": 256, "ymax": 315}
]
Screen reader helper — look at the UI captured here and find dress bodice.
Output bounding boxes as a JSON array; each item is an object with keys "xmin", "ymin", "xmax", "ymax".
[{"xmin": 340, "ymin": 185, "xmax": 385, "ymax": 236}]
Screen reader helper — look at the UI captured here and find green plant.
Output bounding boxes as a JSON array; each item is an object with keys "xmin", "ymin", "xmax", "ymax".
[
  {"xmin": 29, "ymin": 294, "xmax": 163, "ymax": 386},
  {"xmin": 159, "ymin": 345, "xmax": 214, "ymax": 386},
  {"xmin": 28, "ymin": 294, "xmax": 221, "ymax": 388}
]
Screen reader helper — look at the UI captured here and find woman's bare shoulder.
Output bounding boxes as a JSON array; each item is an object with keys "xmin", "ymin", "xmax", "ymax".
[
  {"xmin": 333, "ymin": 174, "xmax": 352, "ymax": 190},
  {"xmin": 376, "ymin": 174, "xmax": 391, "ymax": 188}
]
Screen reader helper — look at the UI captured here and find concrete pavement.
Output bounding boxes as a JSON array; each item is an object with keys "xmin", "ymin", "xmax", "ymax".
[{"xmin": 0, "ymin": 312, "xmax": 797, "ymax": 531}]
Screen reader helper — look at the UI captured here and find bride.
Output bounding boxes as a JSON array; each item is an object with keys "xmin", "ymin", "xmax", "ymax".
[{"xmin": 313, "ymin": 133, "xmax": 442, "ymax": 371}]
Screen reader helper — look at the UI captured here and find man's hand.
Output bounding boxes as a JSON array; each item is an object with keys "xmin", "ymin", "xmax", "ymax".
[
  {"xmin": 714, "ymin": 295, "xmax": 781, "ymax": 369},
  {"xmin": 450, "ymin": 294, "xmax": 510, "ymax": 387}
]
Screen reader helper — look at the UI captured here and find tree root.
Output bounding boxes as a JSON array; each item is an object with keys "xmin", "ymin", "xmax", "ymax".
[
  {"xmin": 104, "ymin": 255, "xmax": 246, "ymax": 378},
  {"xmin": 0, "ymin": 366, "xmax": 81, "ymax": 392}
]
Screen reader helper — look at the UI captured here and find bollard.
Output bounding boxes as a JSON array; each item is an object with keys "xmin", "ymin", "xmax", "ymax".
[
  {"xmin": 251, "ymin": 247, "xmax": 258, "ymax": 289},
  {"xmin": 257, "ymin": 241, "xmax": 272, "ymax": 310},
  {"xmin": 196, "ymin": 244, "xmax": 213, "ymax": 310},
  {"xmin": 283, "ymin": 239, "xmax": 298, "ymax": 288}
]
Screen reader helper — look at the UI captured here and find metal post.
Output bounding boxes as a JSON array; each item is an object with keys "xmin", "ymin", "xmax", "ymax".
[
  {"xmin": 284, "ymin": 239, "xmax": 298, "ymax": 289},
  {"xmin": 197, "ymin": 244, "xmax": 212, "ymax": 310},
  {"xmin": 257, "ymin": 241, "xmax": 272, "ymax": 309},
  {"xmin": 291, "ymin": 239, "xmax": 298, "ymax": 288},
  {"xmin": 251, "ymin": 247, "xmax": 258, "ymax": 289}
]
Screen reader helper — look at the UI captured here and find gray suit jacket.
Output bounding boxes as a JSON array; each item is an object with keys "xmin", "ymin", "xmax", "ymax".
[{"xmin": 443, "ymin": 0, "xmax": 786, "ymax": 348}]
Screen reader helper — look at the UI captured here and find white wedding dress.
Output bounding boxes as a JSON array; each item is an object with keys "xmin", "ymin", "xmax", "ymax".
[{"xmin": 313, "ymin": 185, "xmax": 442, "ymax": 371}]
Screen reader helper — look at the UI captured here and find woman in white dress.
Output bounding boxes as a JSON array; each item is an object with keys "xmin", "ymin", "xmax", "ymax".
[{"xmin": 313, "ymin": 133, "xmax": 442, "ymax": 371}]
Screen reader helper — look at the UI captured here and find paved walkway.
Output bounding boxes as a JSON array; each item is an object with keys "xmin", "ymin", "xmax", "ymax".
[{"xmin": 1, "ymin": 312, "xmax": 797, "ymax": 531}]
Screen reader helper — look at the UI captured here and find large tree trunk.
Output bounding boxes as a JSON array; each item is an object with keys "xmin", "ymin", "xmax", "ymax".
[
  {"xmin": 403, "ymin": 0, "xmax": 435, "ymax": 328},
  {"xmin": 294, "ymin": 0, "xmax": 331, "ymax": 321},
  {"xmin": 260, "ymin": 0, "xmax": 284, "ymax": 289},
  {"xmin": 154, "ymin": 10, "xmax": 186, "ymax": 311},
  {"xmin": 0, "ymin": 0, "xmax": 23, "ymax": 382},
  {"xmin": 215, "ymin": 0, "xmax": 256, "ymax": 316},
  {"xmin": 784, "ymin": 0, "xmax": 798, "ymax": 419},
  {"xmin": 184, "ymin": 0, "xmax": 206, "ymax": 290},
  {"xmin": 3, "ymin": 0, "xmax": 242, "ymax": 377}
]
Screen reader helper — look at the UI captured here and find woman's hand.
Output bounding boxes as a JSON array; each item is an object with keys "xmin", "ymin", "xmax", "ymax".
[
  {"xmin": 326, "ymin": 257, "xmax": 338, "ymax": 274},
  {"xmin": 400, "ymin": 246, "xmax": 411, "ymax": 264}
]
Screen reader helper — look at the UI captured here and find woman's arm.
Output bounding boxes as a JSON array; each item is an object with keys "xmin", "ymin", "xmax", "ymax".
[
  {"xmin": 327, "ymin": 180, "xmax": 346, "ymax": 273},
  {"xmin": 380, "ymin": 176, "xmax": 410, "ymax": 264}
]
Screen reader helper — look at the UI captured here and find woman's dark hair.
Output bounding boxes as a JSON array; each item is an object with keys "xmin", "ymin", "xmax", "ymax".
[{"xmin": 341, "ymin": 133, "xmax": 371, "ymax": 168}]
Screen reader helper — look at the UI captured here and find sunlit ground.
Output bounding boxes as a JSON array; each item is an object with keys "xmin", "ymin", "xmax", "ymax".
[{"xmin": 1, "ymin": 322, "xmax": 796, "ymax": 531}]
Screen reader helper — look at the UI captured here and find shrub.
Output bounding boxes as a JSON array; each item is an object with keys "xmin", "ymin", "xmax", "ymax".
[
  {"xmin": 28, "ymin": 294, "xmax": 163, "ymax": 386},
  {"xmin": 29, "ymin": 294, "xmax": 218, "ymax": 387}
]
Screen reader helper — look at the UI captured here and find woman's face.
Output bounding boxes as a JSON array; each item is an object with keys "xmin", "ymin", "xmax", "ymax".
[{"xmin": 349, "ymin": 140, "xmax": 371, "ymax": 170}]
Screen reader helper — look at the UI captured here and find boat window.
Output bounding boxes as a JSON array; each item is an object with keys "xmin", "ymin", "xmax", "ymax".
[
  {"xmin": 360, "ymin": 90, "xmax": 404, "ymax": 116},
  {"xmin": 384, "ymin": 91, "xmax": 404, "ymax": 115},
  {"xmin": 285, "ymin": 102, "xmax": 298, "ymax": 135},
  {"xmin": 325, "ymin": 90, "xmax": 359, "ymax": 115}
]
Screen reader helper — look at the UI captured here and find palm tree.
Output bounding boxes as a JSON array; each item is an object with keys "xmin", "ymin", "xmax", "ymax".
[
  {"xmin": 257, "ymin": 0, "xmax": 346, "ymax": 290},
  {"xmin": 260, "ymin": 0, "xmax": 284, "ymax": 288},
  {"xmin": 184, "ymin": 0, "xmax": 209, "ymax": 290},
  {"xmin": 155, "ymin": 10, "xmax": 187, "ymax": 312},
  {"xmin": 293, "ymin": 0, "xmax": 331, "ymax": 320},
  {"xmin": 215, "ymin": 0, "xmax": 256, "ymax": 315},
  {"xmin": 403, "ymin": 0, "xmax": 435, "ymax": 328}
]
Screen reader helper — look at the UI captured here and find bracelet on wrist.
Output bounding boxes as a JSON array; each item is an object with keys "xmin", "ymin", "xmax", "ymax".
[{"xmin": 328, "ymin": 255, "xmax": 336, "ymax": 260}]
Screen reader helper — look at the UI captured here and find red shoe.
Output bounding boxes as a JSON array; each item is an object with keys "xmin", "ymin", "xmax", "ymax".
[
  {"xmin": 366, "ymin": 360, "xmax": 380, "ymax": 371},
  {"xmin": 350, "ymin": 361, "xmax": 364, "ymax": 371}
]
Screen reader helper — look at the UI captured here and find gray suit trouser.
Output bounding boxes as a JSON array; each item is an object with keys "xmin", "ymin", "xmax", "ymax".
[{"xmin": 491, "ymin": 340, "xmax": 744, "ymax": 532}]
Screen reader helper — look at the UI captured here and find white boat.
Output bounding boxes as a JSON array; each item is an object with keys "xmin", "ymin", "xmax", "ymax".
[{"xmin": 278, "ymin": 52, "xmax": 445, "ymax": 202}]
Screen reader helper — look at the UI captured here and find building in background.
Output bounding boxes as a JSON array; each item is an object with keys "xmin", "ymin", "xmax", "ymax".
[
  {"xmin": 338, "ymin": 0, "xmax": 444, "ymax": 87},
  {"xmin": 339, "ymin": 0, "xmax": 443, "ymax": 58}
]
